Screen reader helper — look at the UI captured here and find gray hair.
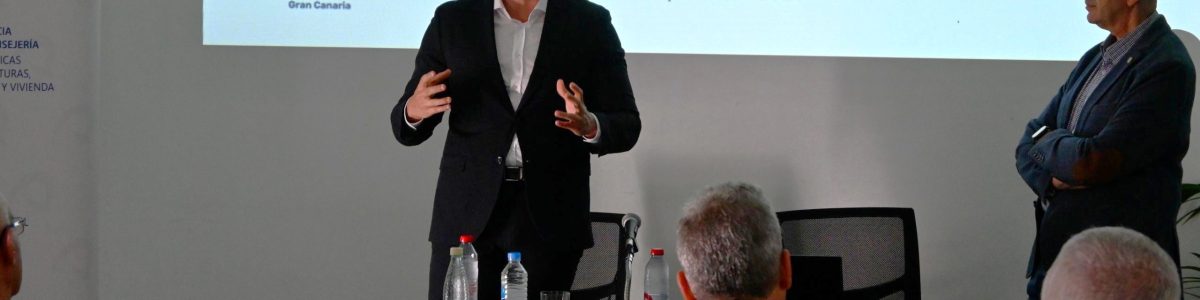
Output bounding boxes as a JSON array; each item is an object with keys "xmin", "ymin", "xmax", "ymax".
[
  {"xmin": 1042, "ymin": 227, "xmax": 1179, "ymax": 300},
  {"xmin": 677, "ymin": 182, "xmax": 782, "ymax": 298}
]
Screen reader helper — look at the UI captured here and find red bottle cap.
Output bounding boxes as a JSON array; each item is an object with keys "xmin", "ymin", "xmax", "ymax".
[
  {"xmin": 650, "ymin": 248, "xmax": 664, "ymax": 256},
  {"xmin": 459, "ymin": 234, "xmax": 475, "ymax": 243}
]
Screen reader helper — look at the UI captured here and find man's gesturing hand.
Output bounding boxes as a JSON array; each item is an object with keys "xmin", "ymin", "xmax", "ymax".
[
  {"xmin": 553, "ymin": 79, "xmax": 598, "ymax": 138},
  {"xmin": 405, "ymin": 69, "xmax": 453, "ymax": 123}
]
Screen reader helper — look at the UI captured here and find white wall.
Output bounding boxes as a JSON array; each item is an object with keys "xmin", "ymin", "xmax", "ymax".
[
  {"xmin": 95, "ymin": 1, "xmax": 1200, "ymax": 299},
  {"xmin": 0, "ymin": 0, "xmax": 97, "ymax": 298}
]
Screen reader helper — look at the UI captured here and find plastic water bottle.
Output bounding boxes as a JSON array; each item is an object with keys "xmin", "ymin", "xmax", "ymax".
[
  {"xmin": 459, "ymin": 235, "xmax": 479, "ymax": 300},
  {"xmin": 501, "ymin": 251, "xmax": 528, "ymax": 300},
  {"xmin": 644, "ymin": 248, "xmax": 668, "ymax": 300},
  {"xmin": 444, "ymin": 247, "xmax": 469, "ymax": 300}
]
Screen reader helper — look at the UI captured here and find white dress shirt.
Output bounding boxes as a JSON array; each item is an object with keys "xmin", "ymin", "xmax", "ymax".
[{"xmin": 408, "ymin": 0, "xmax": 598, "ymax": 168}]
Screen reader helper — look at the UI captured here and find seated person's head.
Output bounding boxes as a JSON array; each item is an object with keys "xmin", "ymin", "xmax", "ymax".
[
  {"xmin": 676, "ymin": 182, "xmax": 791, "ymax": 300},
  {"xmin": 0, "ymin": 194, "xmax": 22, "ymax": 299},
  {"xmin": 1042, "ymin": 227, "xmax": 1178, "ymax": 300}
]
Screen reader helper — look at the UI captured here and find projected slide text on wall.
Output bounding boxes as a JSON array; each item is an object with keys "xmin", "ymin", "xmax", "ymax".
[{"xmin": 203, "ymin": 0, "xmax": 1198, "ymax": 61}]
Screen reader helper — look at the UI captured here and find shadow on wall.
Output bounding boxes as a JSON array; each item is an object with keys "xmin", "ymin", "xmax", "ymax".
[
  {"xmin": 1181, "ymin": 29, "xmax": 1200, "ymax": 180},
  {"xmin": 1179, "ymin": 29, "xmax": 1199, "ymax": 65},
  {"xmin": 1175, "ymin": 28, "xmax": 1200, "ymax": 218},
  {"xmin": 1174, "ymin": 28, "xmax": 1200, "ymax": 285},
  {"xmin": 1179, "ymin": 30, "xmax": 1199, "ymax": 103}
]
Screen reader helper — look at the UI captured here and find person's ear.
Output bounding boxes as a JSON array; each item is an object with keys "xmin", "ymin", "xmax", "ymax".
[
  {"xmin": 678, "ymin": 271, "xmax": 697, "ymax": 300},
  {"xmin": 778, "ymin": 249, "xmax": 792, "ymax": 291}
]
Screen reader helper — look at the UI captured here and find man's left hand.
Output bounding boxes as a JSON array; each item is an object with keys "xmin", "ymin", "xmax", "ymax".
[{"xmin": 554, "ymin": 79, "xmax": 598, "ymax": 139}]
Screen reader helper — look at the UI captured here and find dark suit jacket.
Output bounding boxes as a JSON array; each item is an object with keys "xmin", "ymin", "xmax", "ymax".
[
  {"xmin": 1015, "ymin": 17, "xmax": 1195, "ymax": 276},
  {"xmin": 391, "ymin": 0, "xmax": 640, "ymax": 248}
]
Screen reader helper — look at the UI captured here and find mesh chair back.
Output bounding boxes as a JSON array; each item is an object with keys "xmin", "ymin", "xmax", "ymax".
[
  {"xmin": 777, "ymin": 208, "xmax": 920, "ymax": 299},
  {"xmin": 571, "ymin": 212, "xmax": 641, "ymax": 300}
]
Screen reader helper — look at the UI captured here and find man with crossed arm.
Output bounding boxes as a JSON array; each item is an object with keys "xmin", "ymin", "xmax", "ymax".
[{"xmin": 1014, "ymin": 0, "xmax": 1195, "ymax": 297}]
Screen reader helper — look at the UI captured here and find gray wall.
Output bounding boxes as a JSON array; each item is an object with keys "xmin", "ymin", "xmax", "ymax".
[
  {"xmin": 0, "ymin": 0, "xmax": 97, "ymax": 298},
  {"xmin": 95, "ymin": 0, "xmax": 1200, "ymax": 299}
]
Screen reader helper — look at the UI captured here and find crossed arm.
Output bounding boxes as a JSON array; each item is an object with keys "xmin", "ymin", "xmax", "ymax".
[{"xmin": 1016, "ymin": 64, "xmax": 1192, "ymax": 197}]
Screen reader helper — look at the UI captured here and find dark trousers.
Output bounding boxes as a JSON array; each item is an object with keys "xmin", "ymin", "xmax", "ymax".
[
  {"xmin": 1027, "ymin": 200, "xmax": 1046, "ymax": 300},
  {"xmin": 428, "ymin": 181, "xmax": 583, "ymax": 300}
]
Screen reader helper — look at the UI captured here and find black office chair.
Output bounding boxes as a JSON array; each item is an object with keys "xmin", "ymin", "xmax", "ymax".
[
  {"xmin": 570, "ymin": 212, "xmax": 641, "ymax": 300},
  {"xmin": 777, "ymin": 207, "xmax": 920, "ymax": 300}
]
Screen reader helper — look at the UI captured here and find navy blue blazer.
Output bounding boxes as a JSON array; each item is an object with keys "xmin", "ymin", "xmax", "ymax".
[
  {"xmin": 391, "ymin": 0, "xmax": 641, "ymax": 248},
  {"xmin": 1016, "ymin": 17, "xmax": 1196, "ymax": 277}
]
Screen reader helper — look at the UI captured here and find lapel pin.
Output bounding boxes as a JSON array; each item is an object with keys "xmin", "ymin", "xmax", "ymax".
[{"xmin": 1127, "ymin": 56, "xmax": 1133, "ymax": 64}]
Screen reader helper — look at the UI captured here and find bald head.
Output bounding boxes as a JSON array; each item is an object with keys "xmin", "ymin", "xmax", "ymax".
[{"xmin": 1042, "ymin": 227, "xmax": 1179, "ymax": 300}]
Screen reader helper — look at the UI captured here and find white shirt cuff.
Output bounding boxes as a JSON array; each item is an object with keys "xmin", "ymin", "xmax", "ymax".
[
  {"xmin": 403, "ymin": 100, "xmax": 422, "ymax": 129},
  {"xmin": 582, "ymin": 112, "xmax": 601, "ymax": 144}
]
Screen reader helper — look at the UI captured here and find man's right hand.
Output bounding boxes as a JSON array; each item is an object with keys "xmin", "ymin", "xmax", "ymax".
[{"xmin": 405, "ymin": 69, "xmax": 453, "ymax": 123}]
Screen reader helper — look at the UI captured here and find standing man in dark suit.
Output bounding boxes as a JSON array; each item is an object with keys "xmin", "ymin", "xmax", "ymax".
[
  {"xmin": 390, "ymin": 0, "xmax": 640, "ymax": 298},
  {"xmin": 1015, "ymin": 0, "xmax": 1195, "ymax": 298}
]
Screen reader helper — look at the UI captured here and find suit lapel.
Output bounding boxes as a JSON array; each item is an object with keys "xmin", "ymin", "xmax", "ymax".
[
  {"xmin": 1072, "ymin": 18, "xmax": 1166, "ymax": 129},
  {"xmin": 516, "ymin": 0, "xmax": 566, "ymax": 114},
  {"xmin": 1073, "ymin": 52, "xmax": 1136, "ymax": 128},
  {"xmin": 479, "ymin": 0, "xmax": 516, "ymax": 115}
]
